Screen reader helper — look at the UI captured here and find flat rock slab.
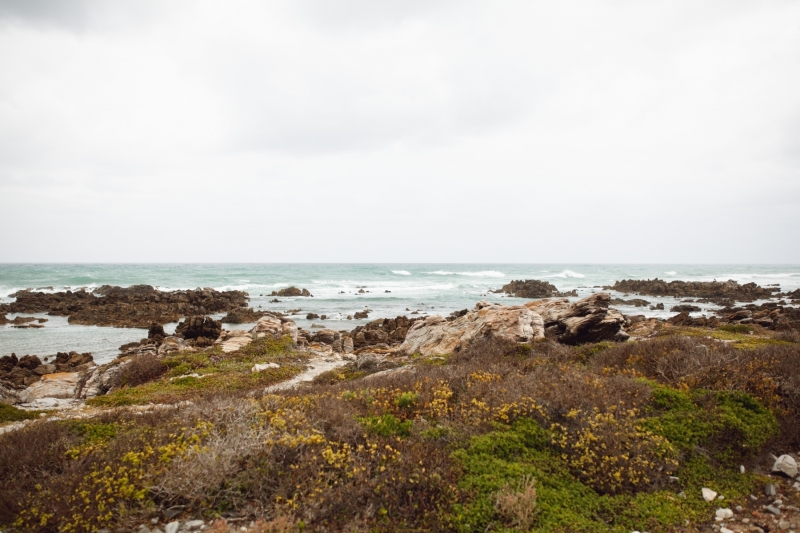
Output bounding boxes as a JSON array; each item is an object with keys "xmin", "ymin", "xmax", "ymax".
[{"xmin": 18, "ymin": 372, "xmax": 79, "ymax": 403}]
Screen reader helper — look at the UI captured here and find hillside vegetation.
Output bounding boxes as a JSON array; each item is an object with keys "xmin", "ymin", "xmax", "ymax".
[{"xmin": 2, "ymin": 330, "xmax": 799, "ymax": 532}]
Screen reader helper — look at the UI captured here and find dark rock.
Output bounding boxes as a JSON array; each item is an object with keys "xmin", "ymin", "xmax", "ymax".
[
  {"xmin": 354, "ymin": 311, "xmax": 369, "ymax": 319},
  {"xmin": 175, "ymin": 316, "xmax": 222, "ymax": 341},
  {"xmin": 670, "ymin": 304, "xmax": 702, "ymax": 313},
  {"xmin": 148, "ymin": 323, "xmax": 166, "ymax": 339},
  {"xmin": 306, "ymin": 313, "xmax": 320, "ymax": 320},
  {"xmin": 17, "ymin": 354, "xmax": 42, "ymax": 370},
  {"xmin": 220, "ymin": 308, "xmax": 267, "ymax": 324},
  {"xmin": 649, "ymin": 303, "xmax": 665, "ymax": 310},
  {"xmin": 4, "ymin": 285, "xmax": 249, "ymax": 328},
  {"xmin": 11, "ymin": 316, "xmax": 37, "ymax": 325},
  {"xmin": 605, "ymin": 279, "xmax": 779, "ymax": 302},
  {"xmin": 496, "ymin": 279, "xmax": 577, "ymax": 298},
  {"xmin": 667, "ymin": 312, "xmax": 720, "ymax": 328},
  {"xmin": 609, "ymin": 298, "xmax": 651, "ymax": 307},
  {"xmin": 269, "ymin": 287, "xmax": 312, "ymax": 297}
]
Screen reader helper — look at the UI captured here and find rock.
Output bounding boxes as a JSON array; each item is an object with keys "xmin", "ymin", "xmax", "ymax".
[
  {"xmin": 526, "ymin": 293, "xmax": 627, "ymax": 345},
  {"xmin": 606, "ymin": 279, "xmax": 779, "ymax": 302},
  {"xmin": 251, "ymin": 362, "xmax": 280, "ymax": 373},
  {"xmin": 148, "ymin": 323, "xmax": 165, "ymax": 340},
  {"xmin": 220, "ymin": 307, "xmax": 267, "ymax": 324},
  {"xmin": 312, "ymin": 329, "xmax": 339, "ymax": 345},
  {"xmin": 6, "ymin": 285, "xmax": 250, "ymax": 328},
  {"xmin": 18, "ymin": 372, "xmax": 80, "ymax": 402},
  {"xmin": 0, "ymin": 382, "xmax": 20, "ymax": 404},
  {"xmin": 17, "ymin": 354, "xmax": 42, "ymax": 370},
  {"xmin": 214, "ymin": 330, "xmax": 253, "ymax": 353},
  {"xmin": 650, "ymin": 303, "xmax": 665, "ymax": 310},
  {"xmin": 33, "ymin": 364, "xmax": 56, "ymax": 376},
  {"xmin": 609, "ymin": 298, "xmax": 651, "ymax": 307},
  {"xmin": 354, "ymin": 311, "xmax": 369, "ymax": 319},
  {"xmin": 165, "ymin": 521, "xmax": 180, "ymax": 533},
  {"xmin": 343, "ymin": 336, "xmax": 354, "ymax": 353},
  {"xmin": 773, "ymin": 455, "xmax": 798, "ymax": 478},
  {"xmin": 702, "ymin": 488, "xmax": 718, "ymax": 501},
  {"xmin": 495, "ymin": 279, "xmax": 577, "ymax": 298},
  {"xmin": 158, "ymin": 337, "xmax": 189, "ymax": 355},
  {"xmin": 185, "ymin": 520, "xmax": 204, "ymax": 530},
  {"xmin": 251, "ymin": 315, "xmax": 298, "ymax": 344},
  {"xmin": 670, "ymin": 304, "xmax": 702, "ymax": 313},
  {"xmin": 765, "ymin": 505, "xmax": 781, "ymax": 515},
  {"xmin": 77, "ymin": 361, "xmax": 129, "ymax": 399},
  {"xmin": 766, "ymin": 484, "xmax": 779, "ymax": 496},
  {"xmin": 716, "ymin": 508, "xmax": 734, "ymax": 519},
  {"xmin": 306, "ymin": 313, "xmax": 320, "ymax": 320},
  {"xmin": 175, "ymin": 316, "xmax": 222, "ymax": 340},
  {"xmin": 270, "ymin": 287, "xmax": 312, "ymax": 297},
  {"xmin": 719, "ymin": 528, "xmax": 734, "ymax": 533},
  {"xmin": 398, "ymin": 301, "xmax": 544, "ymax": 356}
]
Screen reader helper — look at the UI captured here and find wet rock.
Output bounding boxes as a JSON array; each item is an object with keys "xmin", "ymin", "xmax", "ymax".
[
  {"xmin": 650, "ymin": 303, "xmax": 665, "ymax": 310},
  {"xmin": 220, "ymin": 307, "xmax": 267, "ymax": 324},
  {"xmin": 495, "ymin": 279, "xmax": 577, "ymax": 298},
  {"xmin": 398, "ymin": 301, "xmax": 545, "ymax": 356},
  {"xmin": 609, "ymin": 298, "xmax": 651, "ymax": 307},
  {"xmin": 354, "ymin": 311, "xmax": 369, "ymax": 319},
  {"xmin": 670, "ymin": 304, "xmax": 702, "ymax": 313},
  {"xmin": 606, "ymin": 279, "xmax": 779, "ymax": 302},
  {"xmin": 270, "ymin": 287, "xmax": 312, "ymax": 297},
  {"xmin": 175, "ymin": 315, "xmax": 222, "ymax": 341},
  {"xmin": 306, "ymin": 313, "xmax": 320, "ymax": 319},
  {"xmin": 5, "ymin": 285, "xmax": 250, "ymax": 328}
]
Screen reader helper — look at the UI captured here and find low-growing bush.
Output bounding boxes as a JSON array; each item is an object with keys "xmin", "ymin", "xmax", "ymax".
[{"xmin": 112, "ymin": 353, "xmax": 168, "ymax": 388}]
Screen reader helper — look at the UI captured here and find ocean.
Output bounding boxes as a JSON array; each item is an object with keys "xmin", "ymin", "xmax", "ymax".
[{"xmin": 2, "ymin": 264, "xmax": 799, "ymax": 364}]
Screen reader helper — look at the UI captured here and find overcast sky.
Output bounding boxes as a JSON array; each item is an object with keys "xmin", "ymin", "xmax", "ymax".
[{"xmin": 1, "ymin": 0, "xmax": 799, "ymax": 263}]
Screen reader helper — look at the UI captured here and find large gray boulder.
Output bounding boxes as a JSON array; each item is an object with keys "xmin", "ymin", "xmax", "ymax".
[{"xmin": 398, "ymin": 301, "xmax": 545, "ymax": 356}]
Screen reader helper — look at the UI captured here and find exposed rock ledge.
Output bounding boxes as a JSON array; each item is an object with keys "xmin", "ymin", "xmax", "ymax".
[{"xmin": 398, "ymin": 293, "xmax": 626, "ymax": 355}]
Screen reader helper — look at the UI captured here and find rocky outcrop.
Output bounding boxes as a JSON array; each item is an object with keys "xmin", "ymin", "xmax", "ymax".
[
  {"xmin": 713, "ymin": 302, "xmax": 800, "ymax": 330},
  {"xmin": 354, "ymin": 311, "xmax": 369, "ymax": 319},
  {"xmin": 670, "ymin": 304, "xmax": 702, "ymax": 313},
  {"xmin": 158, "ymin": 337, "xmax": 189, "ymax": 356},
  {"xmin": 349, "ymin": 315, "xmax": 423, "ymax": 350},
  {"xmin": 667, "ymin": 312, "xmax": 720, "ymax": 328},
  {"xmin": 526, "ymin": 293, "xmax": 628, "ymax": 345},
  {"xmin": 3, "ymin": 285, "xmax": 249, "ymax": 328},
  {"xmin": 609, "ymin": 298, "xmax": 651, "ymax": 307},
  {"xmin": 1, "ymin": 351, "xmax": 93, "ymax": 388},
  {"xmin": 270, "ymin": 287, "xmax": 312, "ymax": 297},
  {"xmin": 221, "ymin": 308, "xmax": 267, "ymax": 324},
  {"xmin": 398, "ymin": 302, "xmax": 545, "ymax": 356},
  {"xmin": 496, "ymin": 280, "xmax": 577, "ymax": 298},
  {"xmin": 251, "ymin": 315, "xmax": 299, "ymax": 344},
  {"xmin": 215, "ymin": 330, "xmax": 253, "ymax": 353},
  {"xmin": 605, "ymin": 279, "xmax": 779, "ymax": 302},
  {"xmin": 175, "ymin": 316, "xmax": 222, "ymax": 346},
  {"xmin": 18, "ymin": 372, "xmax": 80, "ymax": 403},
  {"xmin": 77, "ymin": 361, "xmax": 130, "ymax": 399}
]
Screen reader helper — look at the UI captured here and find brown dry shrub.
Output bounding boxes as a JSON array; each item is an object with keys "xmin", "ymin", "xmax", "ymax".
[
  {"xmin": 112, "ymin": 353, "xmax": 168, "ymax": 388},
  {"xmin": 0, "ymin": 420, "xmax": 78, "ymax": 525},
  {"xmin": 494, "ymin": 475, "xmax": 537, "ymax": 530}
]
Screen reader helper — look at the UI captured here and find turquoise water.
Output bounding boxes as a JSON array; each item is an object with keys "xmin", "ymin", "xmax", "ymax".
[{"xmin": 2, "ymin": 264, "xmax": 799, "ymax": 363}]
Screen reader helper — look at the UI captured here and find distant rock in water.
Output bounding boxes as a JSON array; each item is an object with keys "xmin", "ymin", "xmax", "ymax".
[
  {"xmin": 0, "ymin": 285, "xmax": 249, "ymax": 328},
  {"xmin": 609, "ymin": 298, "xmax": 650, "ymax": 307},
  {"xmin": 221, "ymin": 307, "xmax": 268, "ymax": 324},
  {"xmin": 669, "ymin": 304, "xmax": 702, "ymax": 313},
  {"xmin": 270, "ymin": 286, "xmax": 313, "ymax": 297},
  {"xmin": 495, "ymin": 279, "xmax": 577, "ymax": 298},
  {"xmin": 605, "ymin": 279, "xmax": 779, "ymax": 302}
]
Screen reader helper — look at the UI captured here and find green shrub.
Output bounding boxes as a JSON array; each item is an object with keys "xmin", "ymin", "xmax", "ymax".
[
  {"xmin": 0, "ymin": 403, "xmax": 40, "ymax": 424},
  {"xmin": 358, "ymin": 413, "xmax": 412, "ymax": 438}
]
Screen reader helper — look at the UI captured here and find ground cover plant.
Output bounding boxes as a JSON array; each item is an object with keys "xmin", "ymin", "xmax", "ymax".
[{"xmin": 1, "ymin": 330, "xmax": 799, "ymax": 532}]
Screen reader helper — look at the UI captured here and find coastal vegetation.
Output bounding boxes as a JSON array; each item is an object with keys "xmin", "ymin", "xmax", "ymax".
[{"xmin": 2, "ymin": 327, "xmax": 799, "ymax": 532}]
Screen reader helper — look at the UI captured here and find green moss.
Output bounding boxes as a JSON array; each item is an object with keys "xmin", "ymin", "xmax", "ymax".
[
  {"xmin": 0, "ymin": 402, "xmax": 41, "ymax": 425},
  {"xmin": 312, "ymin": 366, "xmax": 367, "ymax": 385},
  {"xmin": 659, "ymin": 326, "xmax": 789, "ymax": 349},
  {"xmin": 394, "ymin": 391, "xmax": 418, "ymax": 409},
  {"xmin": 446, "ymin": 418, "xmax": 691, "ymax": 533},
  {"xmin": 640, "ymin": 385, "xmax": 778, "ymax": 462},
  {"xmin": 718, "ymin": 324, "xmax": 754, "ymax": 334},
  {"xmin": 358, "ymin": 414, "xmax": 412, "ymax": 438},
  {"xmin": 68, "ymin": 420, "xmax": 119, "ymax": 444}
]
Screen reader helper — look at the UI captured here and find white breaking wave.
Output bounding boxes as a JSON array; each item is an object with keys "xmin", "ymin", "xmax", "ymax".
[
  {"xmin": 546, "ymin": 270, "xmax": 585, "ymax": 279},
  {"xmin": 665, "ymin": 271, "xmax": 677, "ymax": 276},
  {"xmin": 426, "ymin": 270, "xmax": 505, "ymax": 277},
  {"xmin": 392, "ymin": 270, "xmax": 412, "ymax": 276}
]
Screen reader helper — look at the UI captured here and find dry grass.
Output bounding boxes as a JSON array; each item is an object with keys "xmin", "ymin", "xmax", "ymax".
[{"xmin": 494, "ymin": 475, "xmax": 537, "ymax": 530}]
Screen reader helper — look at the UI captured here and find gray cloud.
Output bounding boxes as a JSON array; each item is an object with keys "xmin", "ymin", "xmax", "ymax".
[{"xmin": 0, "ymin": 0, "xmax": 799, "ymax": 262}]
